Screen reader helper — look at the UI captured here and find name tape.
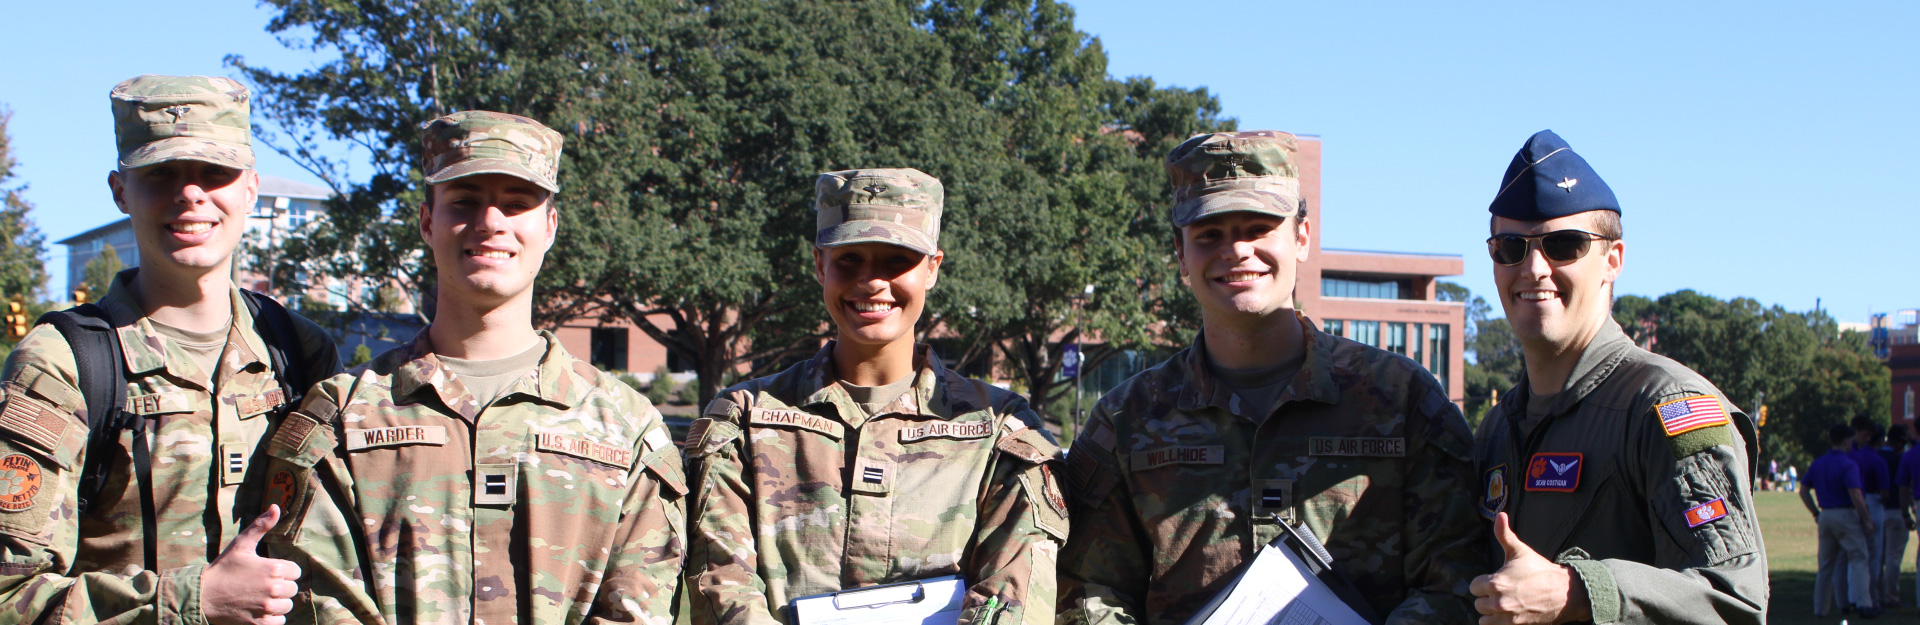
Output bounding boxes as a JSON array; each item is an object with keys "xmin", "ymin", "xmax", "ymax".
[
  {"xmin": 537, "ymin": 432, "xmax": 635, "ymax": 468},
  {"xmin": 750, "ymin": 408, "xmax": 845, "ymax": 439},
  {"xmin": 1132, "ymin": 445, "xmax": 1224, "ymax": 470},
  {"xmin": 345, "ymin": 425, "xmax": 449, "ymax": 451},
  {"xmin": 1309, "ymin": 437, "xmax": 1406, "ymax": 457},
  {"xmin": 899, "ymin": 421, "xmax": 993, "ymax": 442}
]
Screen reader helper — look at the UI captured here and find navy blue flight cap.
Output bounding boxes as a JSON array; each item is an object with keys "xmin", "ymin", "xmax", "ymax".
[{"xmin": 1488, "ymin": 130, "xmax": 1619, "ymax": 220}]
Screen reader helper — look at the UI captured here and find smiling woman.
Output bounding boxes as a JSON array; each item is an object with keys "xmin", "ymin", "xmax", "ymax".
[{"xmin": 684, "ymin": 167, "xmax": 1070, "ymax": 625}]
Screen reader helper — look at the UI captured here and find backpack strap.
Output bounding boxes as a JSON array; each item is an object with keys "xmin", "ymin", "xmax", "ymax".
[
  {"xmin": 34, "ymin": 305, "xmax": 157, "ymax": 571},
  {"xmin": 241, "ymin": 290, "xmax": 310, "ymax": 406}
]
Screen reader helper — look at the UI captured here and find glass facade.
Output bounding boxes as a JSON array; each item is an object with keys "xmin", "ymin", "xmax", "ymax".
[
  {"xmin": 1426, "ymin": 323, "xmax": 1449, "ymax": 386},
  {"xmin": 1321, "ymin": 276, "xmax": 1407, "ymax": 300},
  {"xmin": 1350, "ymin": 320, "xmax": 1380, "ymax": 347},
  {"xmin": 1385, "ymin": 322, "xmax": 1407, "ymax": 355},
  {"xmin": 1322, "ymin": 319, "xmax": 1344, "ymax": 338}
]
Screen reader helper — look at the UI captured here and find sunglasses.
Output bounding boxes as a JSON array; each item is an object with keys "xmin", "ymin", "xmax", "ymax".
[{"xmin": 1485, "ymin": 230, "xmax": 1614, "ymax": 266}]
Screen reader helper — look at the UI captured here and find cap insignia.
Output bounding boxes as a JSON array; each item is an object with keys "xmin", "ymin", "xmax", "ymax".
[
  {"xmin": 1557, "ymin": 177, "xmax": 1578, "ymax": 192},
  {"xmin": 164, "ymin": 106, "xmax": 191, "ymax": 123},
  {"xmin": 862, "ymin": 184, "xmax": 889, "ymax": 196}
]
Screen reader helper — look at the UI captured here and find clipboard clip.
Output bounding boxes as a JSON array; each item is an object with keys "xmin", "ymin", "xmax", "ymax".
[
  {"xmin": 831, "ymin": 580, "xmax": 927, "ymax": 610},
  {"xmin": 1274, "ymin": 514, "xmax": 1336, "ymax": 571}
]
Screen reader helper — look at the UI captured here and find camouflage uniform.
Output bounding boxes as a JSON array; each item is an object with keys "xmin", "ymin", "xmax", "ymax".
[
  {"xmin": 1474, "ymin": 321, "xmax": 1767, "ymax": 624},
  {"xmin": 1057, "ymin": 132, "xmax": 1482, "ymax": 625},
  {"xmin": 0, "ymin": 271, "xmax": 340, "ymax": 624},
  {"xmin": 684, "ymin": 344, "xmax": 1068, "ymax": 625},
  {"xmin": 1058, "ymin": 326, "xmax": 1482, "ymax": 625},
  {"xmin": 0, "ymin": 75, "xmax": 342, "ymax": 625},
  {"xmin": 684, "ymin": 168, "xmax": 1067, "ymax": 625},
  {"xmin": 261, "ymin": 330, "xmax": 687, "ymax": 625}
]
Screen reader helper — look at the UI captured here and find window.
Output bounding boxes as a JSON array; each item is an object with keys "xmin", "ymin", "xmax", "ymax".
[
  {"xmin": 1350, "ymin": 320, "xmax": 1380, "ymax": 347},
  {"xmin": 591, "ymin": 327, "xmax": 629, "ymax": 372},
  {"xmin": 1384, "ymin": 323, "xmax": 1407, "ymax": 356},
  {"xmin": 1321, "ymin": 274, "xmax": 1409, "ymax": 300},
  {"xmin": 289, "ymin": 201, "xmax": 310, "ymax": 228},
  {"xmin": 1426, "ymin": 324, "xmax": 1450, "ymax": 386},
  {"xmin": 1322, "ymin": 319, "xmax": 1345, "ymax": 338}
]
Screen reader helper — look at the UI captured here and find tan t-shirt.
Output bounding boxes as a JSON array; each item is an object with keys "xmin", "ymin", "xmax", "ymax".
[
  {"xmin": 840, "ymin": 374, "xmax": 918, "ymax": 417},
  {"xmin": 146, "ymin": 316, "xmax": 232, "ymax": 387},
  {"xmin": 1209, "ymin": 353, "xmax": 1305, "ymax": 423},
  {"xmin": 438, "ymin": 337, "xmax": 548, "ymax": 410}
]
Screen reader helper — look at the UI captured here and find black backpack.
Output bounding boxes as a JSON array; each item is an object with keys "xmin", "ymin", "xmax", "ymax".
[{"xmin": 33, "ymin": 290, "xmax": 319, "ymax": 570}]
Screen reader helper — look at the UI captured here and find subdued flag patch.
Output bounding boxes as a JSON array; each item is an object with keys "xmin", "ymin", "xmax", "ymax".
[{"xmin": 1657, "ymin": 395, "xmax": 1729, "ymax": 437}]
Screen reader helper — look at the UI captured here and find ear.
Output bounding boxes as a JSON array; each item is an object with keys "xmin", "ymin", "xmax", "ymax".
[
  {"xmin": 418, "ymin": 200, "xmax": 434, "ymax": 242},
  {"xmin": 1602, "ymin": 238, "xmax": 1624, "ymax": 285},
  {"xmin": 541, "ymin": 202, "xmax": 559, "ymax": 253},
  {"xmin": 925, "ymin": 249, "xmax": 944, "ymax": 290},
  {"xmin": 1172, "ymin": 229, "xmax": 1189, "ymax": 280},
  {"xmin": 812, "ymin": 247, "xmax": 827, "ymax": 286},
  {"xmin": 1292, "ymin": 217, "xmax": 1313, "ymax": 264},
  {"xmin": 241, "ymin": 169, "xmax": 261, "ymax": 208},
  {"xmin": 109, "ymin": 170, "xmax": 129, "ymax": 215}
]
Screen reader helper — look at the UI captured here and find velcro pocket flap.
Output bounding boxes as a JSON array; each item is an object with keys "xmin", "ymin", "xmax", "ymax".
[
  {"xmin": 687, "ymin": 419, "xmax": 742, "ymax": 458},
  {"xmin": 643, "ymin": 448, "xmax": 689, "ymax": 498}
]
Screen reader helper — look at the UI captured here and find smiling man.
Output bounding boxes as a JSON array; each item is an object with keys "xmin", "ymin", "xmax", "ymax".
[
  {"xmin": 256, "ymin": 111, "xmax": 686, "ymax": 625},
  {"xmin": 1468, "ymin": 130, "xmax": 1766, "ymax": 625},
  {"xmin": 0, "ymin": 75, "xmax": 341, "ymax": 625},
  {"xmin": 1058, "ymin": 131, "xmax": 1482, "ymax": 625}
]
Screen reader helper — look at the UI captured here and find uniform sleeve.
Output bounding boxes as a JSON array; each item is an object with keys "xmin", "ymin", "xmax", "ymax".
[
  {"xmin": 1556, "ymin": 395, "xmax": 1766, "ymax": 625},
  {"xmin": 588, "ymin": 410, "xmax": 687, "ymax": 625},
  {"xmin": 1057, "ymin": 404, "xmax": 1146, "ymax": 625},
  {"xmin": 960, "ymin": 400, "xmax": 1067, "ymax": 625},
  {"xmin": 255, "ymin": 375, "xmax": 385, "ymax": 625},
  {"xmin": 1386, "ymin": 387, "xmax": 1483, "ymax": 625},
  {"xmin": 0, "ymin": 327, "xmax": 208, "ymax": 625},
  {"xmin": 683, "ymin": 394, "xmax": 783, "ymax": 625}
]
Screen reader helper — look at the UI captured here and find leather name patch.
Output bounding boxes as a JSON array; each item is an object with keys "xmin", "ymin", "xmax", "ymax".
[
  {"xmin": 1309, "ymin": 437, "xmax": 1406, "ymax": 457},
  {"xmin": 233, "ymin": 389, "xmax": 286, "ymax": 417},
  {"xmin": 899, "ymin": 421, "xmax": 993, "ymax": 442},
  {"xmin": 537, "ymin": 432, "xmax": 635, "ymax": 469},
  {"xmin": 1131, "ymin": 445, "xmax": 1224, "ymax": 470},
  {"xmin": 345, "ymin": 425, "xmax": 449, "ymax": 451},
  {"xmin": 749, "ymin": 408, "xmax": 845, "ymax": 439}
]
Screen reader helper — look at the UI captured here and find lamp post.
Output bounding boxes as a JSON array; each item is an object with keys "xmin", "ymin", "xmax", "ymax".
[{"xmin": 1071, "ymin": 283, "xmax": 1095, "ymax": 433}]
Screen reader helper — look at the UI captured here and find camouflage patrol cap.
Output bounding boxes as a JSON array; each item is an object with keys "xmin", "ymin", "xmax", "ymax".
[
  {"xmin": 1165, "ymin": 130, "xmax": 1303, "ymax": 228},
  {"xmin": 420, "ymin": 111, "xmax": 564, "ymax": 193},
  {"xmin": 813, "ymin": 168, "xmax": 943, "ymax": 255},
  {"xmin": 110, "ymin": 75, "xmax": 255, "ymax": 170}
]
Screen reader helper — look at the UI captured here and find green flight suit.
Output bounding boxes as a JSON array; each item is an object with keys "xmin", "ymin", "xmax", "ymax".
[{"xmin": 1474, "ymin": 321, "xmax": 1766, "ymax": 624}]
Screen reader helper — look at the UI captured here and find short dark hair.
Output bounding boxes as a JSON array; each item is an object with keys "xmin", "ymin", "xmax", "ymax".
[
  {"xmin": 1831, "ymin": 424, "xmax": 1858, "ymax": 445},
  {"xmin": 1852, "ymin": 415, "xmax": 1877, "ymax": 431},
  {"xmin": 1891, "ymin": 425, "xmax": 1910, "ymax": 445}
]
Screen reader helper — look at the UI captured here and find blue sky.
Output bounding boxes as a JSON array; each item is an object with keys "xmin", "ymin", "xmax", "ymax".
[{"xmin": 3, "ymin": 1, "xmax": 1915, "ymax": 323}]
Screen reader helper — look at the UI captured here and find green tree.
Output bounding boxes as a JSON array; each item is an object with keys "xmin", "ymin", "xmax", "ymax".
[
  {"xmin": 1438, "ymin": 281, "xmax": 1520, "ymax": 424},
  {"xmin": 1613, "ymin": 290, "xmax": 1888, "ymax": 469},
  {"xmin": 0, "ymin": 107, "xmax": 49, "ymax": 304},
  {"xmin": 236, "ymin": 0, "xmax": 1227, "ymax": 411},
  {"xmin": 81, "ymin": 244, "xmax": 124, "ymax": 299}
]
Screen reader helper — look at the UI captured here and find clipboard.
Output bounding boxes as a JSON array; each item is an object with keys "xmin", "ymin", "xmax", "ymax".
[
  {"xmin": 789, "ymin": 575, "xmax": 967, "ymax": 625},
  {"xmin": 1180, "ymin": 519, "xmax": 1381, "ymax": 625}
]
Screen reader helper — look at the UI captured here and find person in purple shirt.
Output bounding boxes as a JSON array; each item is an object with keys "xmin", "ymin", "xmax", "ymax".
[
  {"xmin": 1877, "ymin": 426, "xmax": 1911, "ymax": 608},
  {"xmin": 1850, "ymin": 420, "xmax": 1892, "ymax": 609},
  {"xmin": 1805, "ymin": 423, "xmax": 1876, "ymax": 617},
  {"xmin": 1897, "ymin": 428, "xmax": 1920, "ymax": 608}
]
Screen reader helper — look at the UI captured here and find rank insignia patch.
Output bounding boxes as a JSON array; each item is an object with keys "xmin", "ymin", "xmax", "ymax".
[
  {"xmin": 1525, "ymin": 452, "xmax": 1582, "ymax": 492},
  {"xmin": 1481, "ymin": 464, "xmax": 1508, "ymax": 518},
  {"xmin": 1657, "ymin": 395, "xmax": 1729, "ymax": 437},
  {"xmin": 1686, "ymin": 498, "xmax": 1729, "ymax": 527}
]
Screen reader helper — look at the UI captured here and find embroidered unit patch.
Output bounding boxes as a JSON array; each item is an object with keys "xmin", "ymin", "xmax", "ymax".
[
  {"xmin": 1525, "ymin": 452, "xmax": 1582, "ymax": 492},
  {"xmin": 1657, "ymin": 396, "xmax": 1729, "ymax": 437},
  {"xmin": 1481, "ymin": 464, "xmax": 1508, "ymax": 518},
  {"xmin": 1686, "ymin": 498, "xmax": 1730, "ymax": 527},
  {"xmin": 0, "ymin": 454, "xmax": 44, "ymax": 511}
]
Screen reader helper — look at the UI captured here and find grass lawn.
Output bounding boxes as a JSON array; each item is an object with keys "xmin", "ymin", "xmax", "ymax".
[{"xmin": 1760, "ymin": 490, "xmax": 1917, "ymax": 624}]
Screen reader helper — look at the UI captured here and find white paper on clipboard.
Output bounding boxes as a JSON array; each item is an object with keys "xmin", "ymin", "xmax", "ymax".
[
  {"xmin": 1184, "ymin": 538, "xmax": 1371, "ymax": 625},
  {"xmin": 790, "ymin": 575, "xmax": 966, "ymax": 625}
]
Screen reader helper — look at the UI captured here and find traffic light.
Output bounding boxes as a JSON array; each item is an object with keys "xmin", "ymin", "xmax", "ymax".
[
  {"xmin": 72, "ymin": 288, "xmax": 88, "ymax": 304},
  {"xmin": 1756, "ymin": 405, "xmax": 1768, "ymax": 428},
  {"xmin": 5, "ymin": 300, "xmax": 27, "ymax": 340}
]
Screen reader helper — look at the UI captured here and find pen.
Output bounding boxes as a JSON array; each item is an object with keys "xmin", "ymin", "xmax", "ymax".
[{"xmin": 983, "ymin": 596, "xmax": 1001, "ymax": 625}]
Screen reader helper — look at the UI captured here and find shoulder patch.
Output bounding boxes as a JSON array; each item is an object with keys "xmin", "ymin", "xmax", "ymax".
[
  {"xmin": 689, "ymin": 419, "xmax": 743, "ymax": 457},
  {"xmin": 1656, "ymin": 395, "xmax": 1735, "ymax": 458},
  {"xmin": 0, "ymin": 454, "xmax": 45, "ymax": 512},
  {"xmin": 1685, "ymin": 497, "xmax": 1729, "ymax": 527},
  {"xmin": 1077, "ymin": 417, "xmax": 1117, "ymax": 453},
  {"xmin": 0, "ymin": 386, "xmax": 80, "ymax": 466},
  {"xmin": 704, "ymin": 397, "xmax": 740, "ymax": 421}
]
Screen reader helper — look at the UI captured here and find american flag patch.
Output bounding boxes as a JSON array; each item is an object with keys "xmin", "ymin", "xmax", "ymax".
[
  {"xmin": 1685, "ymin": 498, "xmax": 1729, "ymax": 527},
  {"xmin": 1656, "ymin": 396, "xmax": 1728, "ymax": 437}
]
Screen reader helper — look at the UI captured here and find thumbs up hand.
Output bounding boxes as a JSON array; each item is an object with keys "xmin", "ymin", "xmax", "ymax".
[
  {"xmin": 201, "ymin": 505, "xmax": 304, "ymax": 625},
  {"xmin": 1468, "ymin": 513, "xmax": 1591, "ymax": 625}
]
